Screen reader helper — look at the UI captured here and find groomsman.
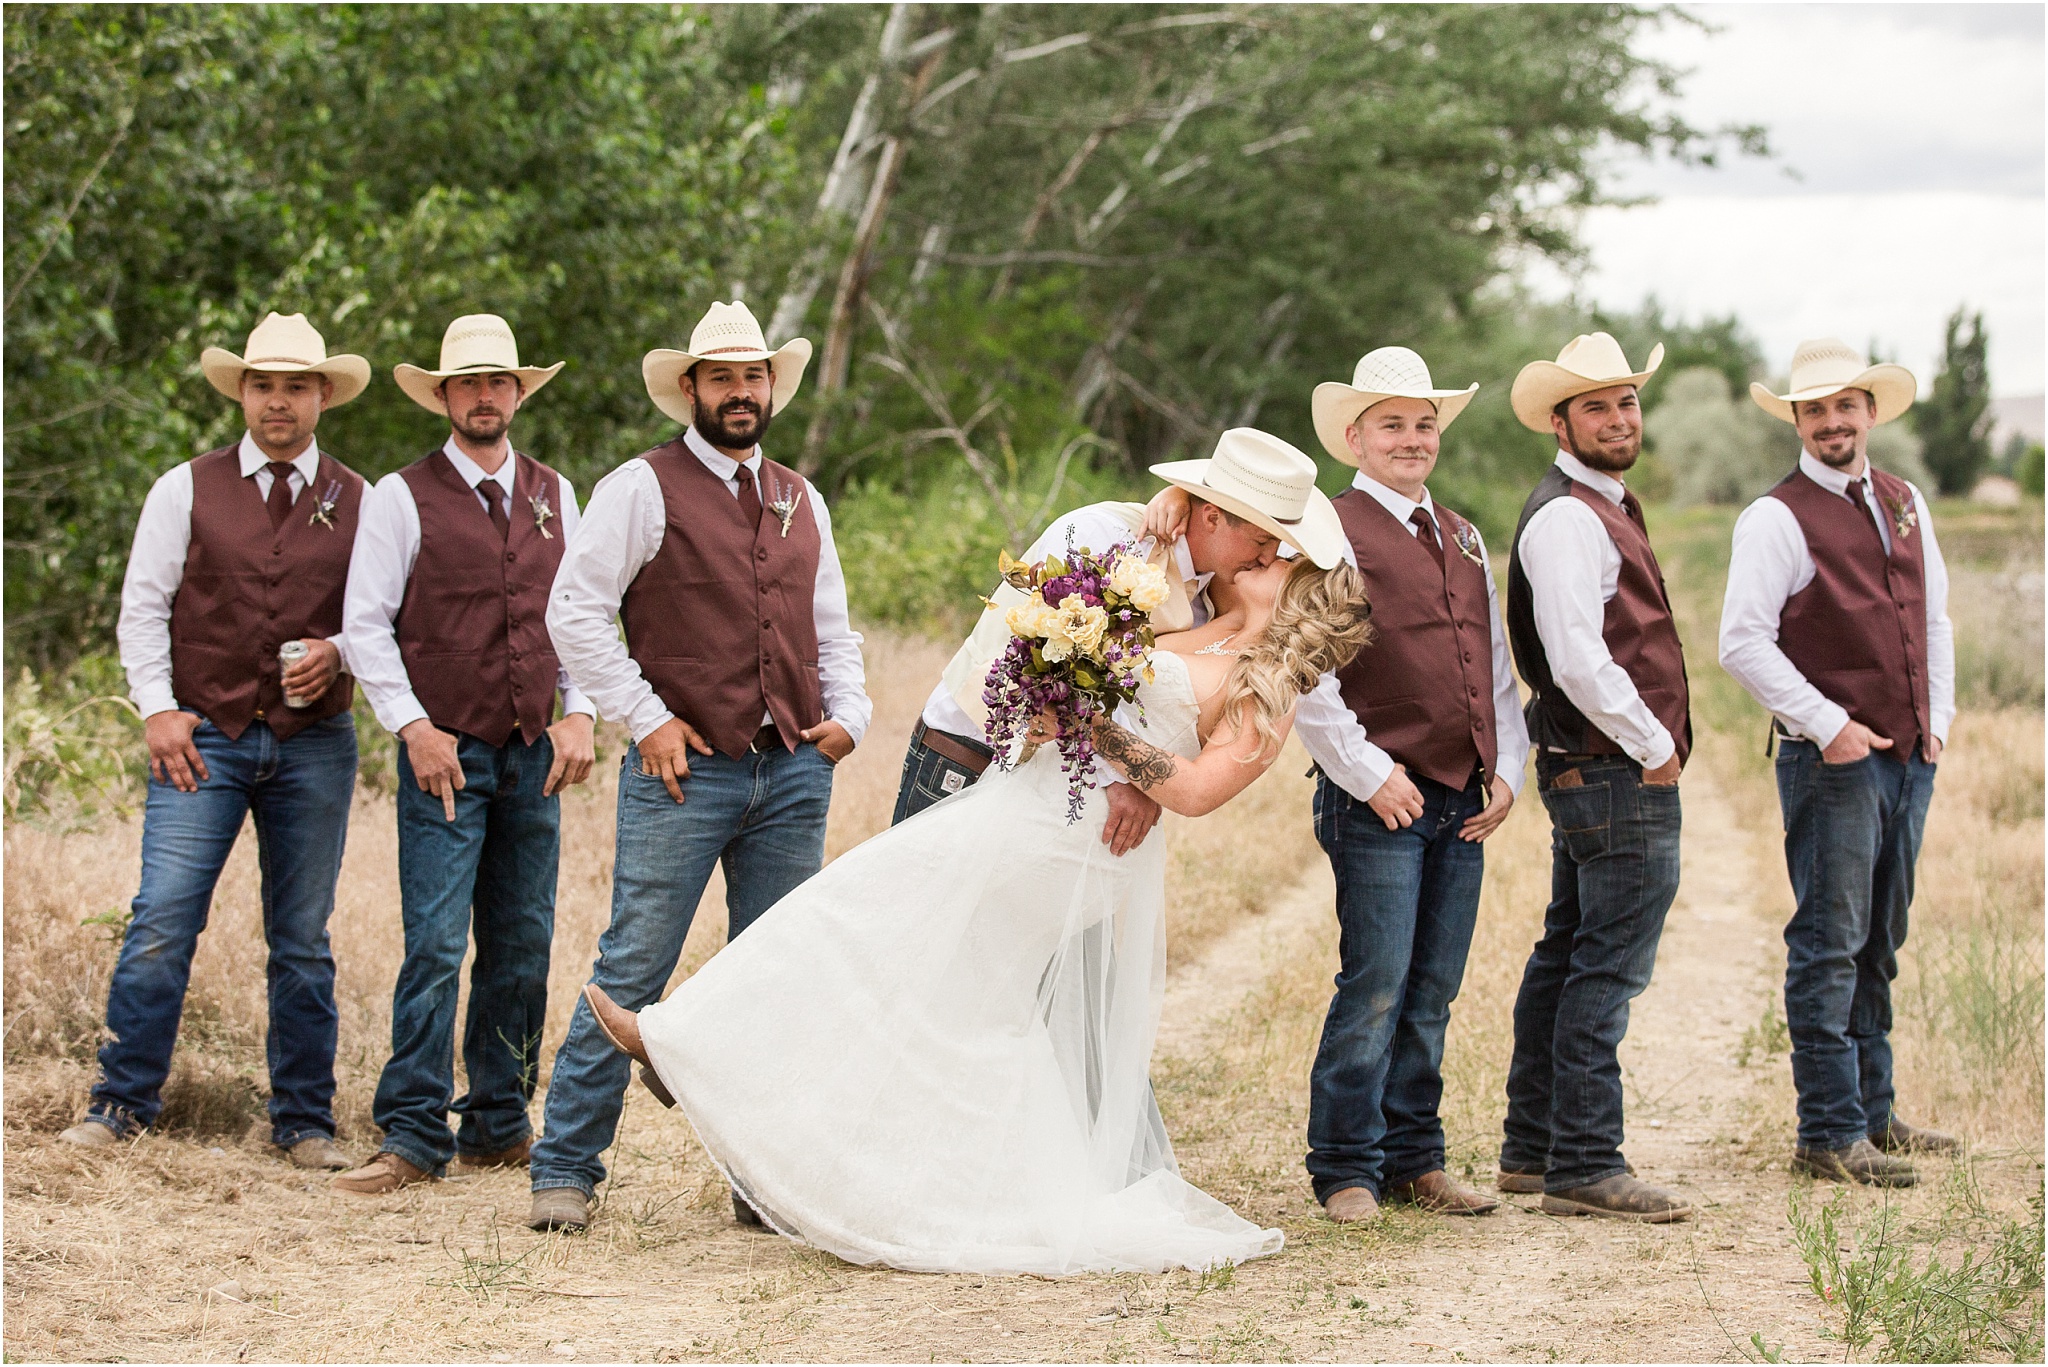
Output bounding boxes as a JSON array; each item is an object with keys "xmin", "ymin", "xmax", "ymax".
[
  {"xmin": 1290, "ymin": 348, "xmax": 1531, "ymax": 1222},
  {"xmin": 333, "ymin": 314, "xmax": 595, "ymax": 1195},
  {"xmin": 1499, "ymin": 333, "xmax": 1694, "ymax": 1222},
  {"xmin": 1721, "ymin": 340, "xmax": 1957, "ymax": 1187},
  {"xmin": 893, "ymin": 433, "xmax": 1300, "ymax": 849},
  {"xmin": 530, "ymin": 301, "xmax": 871, "ymax": 1233},
  {"xmin": 64, "ymin": 313, "xmax": 368, "ymax": 1168}
]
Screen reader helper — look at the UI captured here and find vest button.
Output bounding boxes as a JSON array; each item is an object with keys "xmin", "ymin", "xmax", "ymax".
[
  {"xmin": 506, "ymin": 552, "xmax": 517, "ymax": 563},
  {"xmin": 762, "ymin": 620, "xmax": 772, "ymax": 631},
  {"xmin": 272, "ymin": 546, "xmax": 283, "ymax": 556},
  {"xmin": 757, "ymin": 547, "xmax": 769, "ymax": 561}
]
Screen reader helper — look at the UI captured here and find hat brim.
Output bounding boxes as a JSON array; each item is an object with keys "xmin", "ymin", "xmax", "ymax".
[
  {"xmin": 643, "ymin": 339, "xmax": 813, "ymax": 426},
  {"xmin": 1310, "ymin": 381, "xmax": 1479, "ymax": 466},
  {"xmin": 1148, "ymin": 459, "xmax": 1349, "ymax": 570},
  {"xmin": 200, "ymin": 348, "xmax": 371, "ymax": 408},
  {"xmin": 1749, "ymin": 365, "xmax": 1917, "ymax": 426},
  {"xmin": 393, "ymin": 361, "xmax": 565, "ymax": 416},
  {"xmin": 1509, "ymin": 344, "xmax": 1665, "ymax": 433}
]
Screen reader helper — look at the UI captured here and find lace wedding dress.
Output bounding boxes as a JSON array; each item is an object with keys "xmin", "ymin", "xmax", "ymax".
[{"xmin": 637, "ymin": 651, "xmax": 1283, "ymax": 1275}]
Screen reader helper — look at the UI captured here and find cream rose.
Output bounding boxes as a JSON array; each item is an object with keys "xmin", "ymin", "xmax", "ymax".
[
  {"xmin": 1053, "ymin": 594, "xmax": 1108, "ymax": 656},
  {"xmin": 1006, "ymin": 597, "xmax": 1055, "ymax": 639}
]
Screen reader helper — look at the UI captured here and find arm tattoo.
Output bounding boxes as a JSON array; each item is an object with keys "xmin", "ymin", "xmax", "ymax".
[{"xmin": 1091, "ymin": 717, "xmax": 1180, "ymax": 791}]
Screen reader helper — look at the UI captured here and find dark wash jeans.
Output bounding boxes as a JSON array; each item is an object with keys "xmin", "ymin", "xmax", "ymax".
[
  {"xmin": 1307, "ymin": 770, "xmax": 1487, "ymax": 1204},
  {"xmin": 373, "ymin": 730, "xmax": 558, "ymax": 1175},
  {"xmin": 90, "ymin": 713, "xmax": 356, "ymax": 1146},
  {"xmin": 1775, "ymin": 739, "xmax": 1935, "ymax": 1149},
  {"xmin": 891, "ymin": 728, "xmax": 991, "ymax": 823},
  {"xmin": 531, "ymin": 742, "xmax": 835, "ymax": 1198},
  {"xmin": 1501, "ymin": 753, "xmax": 1681, "ymax": 1192}
]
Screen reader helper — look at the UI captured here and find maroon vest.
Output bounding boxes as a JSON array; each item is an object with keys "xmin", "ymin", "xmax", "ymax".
[
  {"xmin": 619, "ymin": 440, "xmax": 823, "ymax": 758},
  {"xmin": 1507, "ymin": 467, "xmax": 1692, "ymax": 765},
  {"xmin": 1331, "ymin": 489, "xmax": 1499, "ymax": 790},
  {"xmin": 1766, "ymin": 466, "xmax": 1930, "ymax": 755},
  {"xmin": 394, "ymin": 449, "xmax": 567, "ymax": 746},
  {"xmin": 168, "ymin": 444, "xmax": 364, "ymax": 741}
]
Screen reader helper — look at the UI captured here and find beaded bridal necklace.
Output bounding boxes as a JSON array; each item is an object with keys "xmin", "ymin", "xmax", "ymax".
[{"xmin": 1193, "ymin": 633, "xmax": 1241, "ymax": 657}]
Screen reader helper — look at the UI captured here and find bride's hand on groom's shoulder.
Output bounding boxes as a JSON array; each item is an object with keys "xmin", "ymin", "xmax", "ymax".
[{"xmin": 1141, "ymin": 486, "xmax": 1191, "ymax": 544}]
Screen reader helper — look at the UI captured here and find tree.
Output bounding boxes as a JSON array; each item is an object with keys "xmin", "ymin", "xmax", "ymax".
[{"xmin": 1915, "ymin": 307, "xmax": 1993, "ymax": 496}]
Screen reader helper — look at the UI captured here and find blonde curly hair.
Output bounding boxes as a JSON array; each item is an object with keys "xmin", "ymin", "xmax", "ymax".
[{"xmin": 1219, "ymin": 559, "xmax": 1373, "ymax": 761}]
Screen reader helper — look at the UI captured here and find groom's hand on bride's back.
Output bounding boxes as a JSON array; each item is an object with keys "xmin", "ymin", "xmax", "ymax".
[
  {"xmin": 639, "ymin": 718, "xmax": 715, "ymax": 803},
  {"xmin": 1102, "ymin": 781, "xmax": 1162, "ymax": 856}
]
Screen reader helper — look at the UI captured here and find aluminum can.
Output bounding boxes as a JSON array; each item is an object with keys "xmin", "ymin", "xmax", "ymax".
[{"xmin": 278, "ymin": 640, "xmax": 313, "ymax": 708}]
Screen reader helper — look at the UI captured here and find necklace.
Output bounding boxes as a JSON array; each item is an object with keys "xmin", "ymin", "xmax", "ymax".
[{"xmin": 1194, "ymin": 633, "xmax": 1241, "ymax": 657}]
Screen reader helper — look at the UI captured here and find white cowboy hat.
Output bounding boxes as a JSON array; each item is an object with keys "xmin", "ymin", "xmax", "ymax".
[
  {"xmin": 1510, "ymin": 332, "xmax": 1665, "ymax": 433},
  {"xmin": 1150, "ymin": 428, "xmax": 1348, "ymax": 569},
  {"xmin": 1750, "ymin": 338, "xmax": 1917, "ymax": 426},
  {"xmin": 393, "ymin": 313, "xmax": 565, "ymax": 415},
  {"xmin": 199, "ymin": 312, "xmax": 370, "ymax": 407},
  {"xmin": 642, "ymin": 301, "xmax": 813, "ymax": 426},
  {"xmin": 1311, "ymin": 346, "xmax": 1479, "ymax": 465}
]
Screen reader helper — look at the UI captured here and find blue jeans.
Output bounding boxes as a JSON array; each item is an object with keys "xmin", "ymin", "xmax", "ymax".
[
  {"xmin": 531, "ymin": 742, "xmax": 835, "ymax": 1197},
  {"xmin": 891, "ymin": 728, "xmax": 989, "ymax": 824},
  {"xmin": 372, "ymin": 731, "xmax": 558, "ymax": 1174},
  {"xmin": 1501, "ymin": 754, "xmax": 1682, "ymax": 1191},
  {"xmin": 1776, "ymin": 740, "xmax": 1935, "ymax": 1149},
  {"xmin": 1307, "ymin": 770, "xmax": 1487, "ymax": 1203},
  {"xmin": 90, "ymin": 713, "xmax": 356, "ymax": 1146}
]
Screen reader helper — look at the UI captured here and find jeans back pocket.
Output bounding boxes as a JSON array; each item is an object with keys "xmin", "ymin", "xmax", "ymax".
[{"xmin": 1541, "ymin": 781, "xmax": 1611, "ymax": 861}]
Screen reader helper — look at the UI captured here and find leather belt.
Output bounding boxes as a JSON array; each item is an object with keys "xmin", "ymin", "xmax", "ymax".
[
  {"xmin": 747, "ymin": 724, "xmax": 786, "ymax": 754},
  {"xmin": 912, "ymin": 720, "xmax": 994, "ymax": 777}
]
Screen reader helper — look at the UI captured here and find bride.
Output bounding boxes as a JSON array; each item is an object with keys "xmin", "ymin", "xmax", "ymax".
[{"xmin": 582, "ymin": 550, "xmax": 1370, "ymax": 1275}]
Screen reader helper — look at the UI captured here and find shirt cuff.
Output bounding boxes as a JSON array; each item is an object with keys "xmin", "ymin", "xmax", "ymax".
[
  {"xmin": 627, "ymin": 698, "xmax": 676, "ymax": 746},
  {"xmin": 825, "ymin": 707, "xmax": 870, "ymax": 747},
  {"xmin": 559, "ymin": 686, "xmax": 597, "ymax": 721},
  {"xmin": 374, "ymin": 692, "xmax": 431, "ymax": 736},
  {"xmin": 1636, "ymin": 730, "xmax": 1677, "ymax": 771},
  {"xmin": 323, "ymin": 633, "xmax": 352, "ymax": 675},
  {"xmin": 1803, "ymin": 702, "xmax": 1852, "ymax": 750},
  {"xmin": 132, "ymin": 685, "xmax": 181, "ymax": 720}
]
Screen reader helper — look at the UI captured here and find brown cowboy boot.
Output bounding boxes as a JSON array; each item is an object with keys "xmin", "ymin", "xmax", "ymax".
[
  {"xmin": 1870, "ymin": 1116, "xmax": 1960, "ymax": 1155},
  {"xmin": 283, "ymin": 1135, "xmax": 353, "ymax": 1170},
  {"xmin": 583, "ymin": 984, "xmax": 677, "ymax": 1107},
  {"xmin": 331, "ymin": 1150, "xmax": 434, "ymax": 1196},
  {"xmin": 1322, "ymin": 1186, "xmax": 1381, "ymax": 1224},
  {"xmin": 450, "ymin": 1136, "xmax": 532, "ymax": 1175},
  {"xmin": 1791, "ymin": 1138, "xmax": 1919, "ymax": 1187},
  {"xmin": 1384, "ymin": 1170, "xmax": 1499, "ymax": 1215},
  {"xmin": 1541, "ymin": 1173, "xmax": 1694, "ymax": 1222}
]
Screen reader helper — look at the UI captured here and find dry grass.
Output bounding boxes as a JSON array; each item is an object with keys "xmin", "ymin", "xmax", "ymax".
[{"xmin": 4, "ymin": 612, "xmax": 2040, "ymax": 1362}]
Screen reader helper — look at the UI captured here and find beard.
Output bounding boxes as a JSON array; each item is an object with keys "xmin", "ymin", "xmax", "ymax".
[
  {"xmin": 1561, "ymin": 419, "xmax": 1641, "ymax": 473},
  {"xmin": 451, "ymin": 407, "xmax": 509, "ymax": 444},
  {"xmin": 694, "ymin": 396, "xmax": 773, "ymax": 449},
  {"xmin": 1807, "ymin": 429, "xmax": 1864, "ymax": 468}
]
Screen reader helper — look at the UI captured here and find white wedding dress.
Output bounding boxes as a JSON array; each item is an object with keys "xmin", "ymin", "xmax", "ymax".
[{"xmin": 637, "ymin": 651, "xmax": 1283, "ymax": 1275}]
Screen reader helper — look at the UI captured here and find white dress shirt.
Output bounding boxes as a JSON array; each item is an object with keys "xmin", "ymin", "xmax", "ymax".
[
  {"xmin": 1293, "ymin": 472, "xmax": 1530, "ymax": 801},
  {"xmin": 1718, "ymin": 450, "xmax": 1954, "ymax": 749},
  {"xmin": 917, "ymin": 504, "xmax": 1213, "ymax": 742},
  {"xmin": 545, "ymin": 426, "xmax": 872, "ymax": 746},
  {"xmin": 118, "ymin": 433, "xmax": 349, "ymax": 720},
  {"xmin": 344, "ymin": 436, "xmax": 593, "ymax": 735},
  {"xmin": 1517, "ymin": 450, "xmax": 1677, "ymax": 769}
]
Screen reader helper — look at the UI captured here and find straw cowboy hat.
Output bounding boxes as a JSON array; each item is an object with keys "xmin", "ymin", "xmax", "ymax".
[
  {"xmin": 1311, "ymin": 346, "xmax": 1479, "ymax": 465},
  {"xmin": 1750, "ymin": 338, "xmax": 1916, "ymax": 426},
  {"xmin": 393, "ymin": 314, "xmax": 564, "ymax": 415},
  {"xmin": 642, "ymin": 301, "xmax": 813, "ymax": 426},
  {"xmin": 1150, "ymin": 428, "xmax": 1348, "ymax": 569},
  {"xmin": 1510, "ymin": 332, "xmax": 1665, "ymax": 433},
  {"xmin": 199, "ymin": 312, "xmax": 370, "ymax": 407}
]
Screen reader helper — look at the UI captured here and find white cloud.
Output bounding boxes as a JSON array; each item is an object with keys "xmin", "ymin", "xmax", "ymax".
[
  {"xmin": 1524, "ymin": 192, "xmax": 2044, "ymax": 394},
  {"xmin": 1521, "ymin": 4, "xmax": 2046, "ymax": 396}
]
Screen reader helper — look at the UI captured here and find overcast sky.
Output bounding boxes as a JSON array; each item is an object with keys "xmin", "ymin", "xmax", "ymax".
[{"xmin": 1520, "ymin": 3, "xmax": 2045, "ymax": 398}]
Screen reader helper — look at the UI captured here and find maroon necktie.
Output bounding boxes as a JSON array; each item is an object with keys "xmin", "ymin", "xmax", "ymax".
[
  {"xmin": 734, "ymin": 463, "xmax": 763, "ymax": 528},
  {"xmin": 1845, "ymin": 478, "xmax": 1888, "ymax": 553},
  {"xmin": 265, "ymin": 462, "xmax": 297, "ymax": 530},
  {"xmin": 1410, "ymin": 508, "xmax": 1445, "ymax": 574},
  {"xmin": 484, "ymin": 482, "xmax": 511, "ymax": 541},
  {"xmin": 1621, "ymin": 488, "xmax": 1648, "ymax": 529}
]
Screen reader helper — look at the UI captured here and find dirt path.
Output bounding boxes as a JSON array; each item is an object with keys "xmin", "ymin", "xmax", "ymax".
[{"xmin": 3, "ymin": 770, "xmax": 2006, "ymax": 1362}]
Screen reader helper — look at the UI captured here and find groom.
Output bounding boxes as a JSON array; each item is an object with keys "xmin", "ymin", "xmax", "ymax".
[{"xmin": 893, "ymin": 430, "xmax": 1302, "ymax": 842}]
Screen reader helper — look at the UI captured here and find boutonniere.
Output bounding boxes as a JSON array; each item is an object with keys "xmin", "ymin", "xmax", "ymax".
[
  {"xmin": 308, "ymin": 480, "xmax": 341, "ymax": 530},
  {"xmin": 1450, "ymin": 518, "xmax": 1485, "ymax": 568},
  {"xmin": 1881, "ymin": 490, "xmax": 1917, "ymax": 541},
  {"xmin": 529, "ymin": 492, "xmax": 555, "ymax": 540},
  {"xmin": 766, "ymin": 478, "xmax": 801, "ymax": 539}
]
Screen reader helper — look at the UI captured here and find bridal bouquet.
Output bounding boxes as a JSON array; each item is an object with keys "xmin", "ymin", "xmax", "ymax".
[{"xmin": 981, "ymin": 540, "xmax": 1172, "ymax": 821}]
